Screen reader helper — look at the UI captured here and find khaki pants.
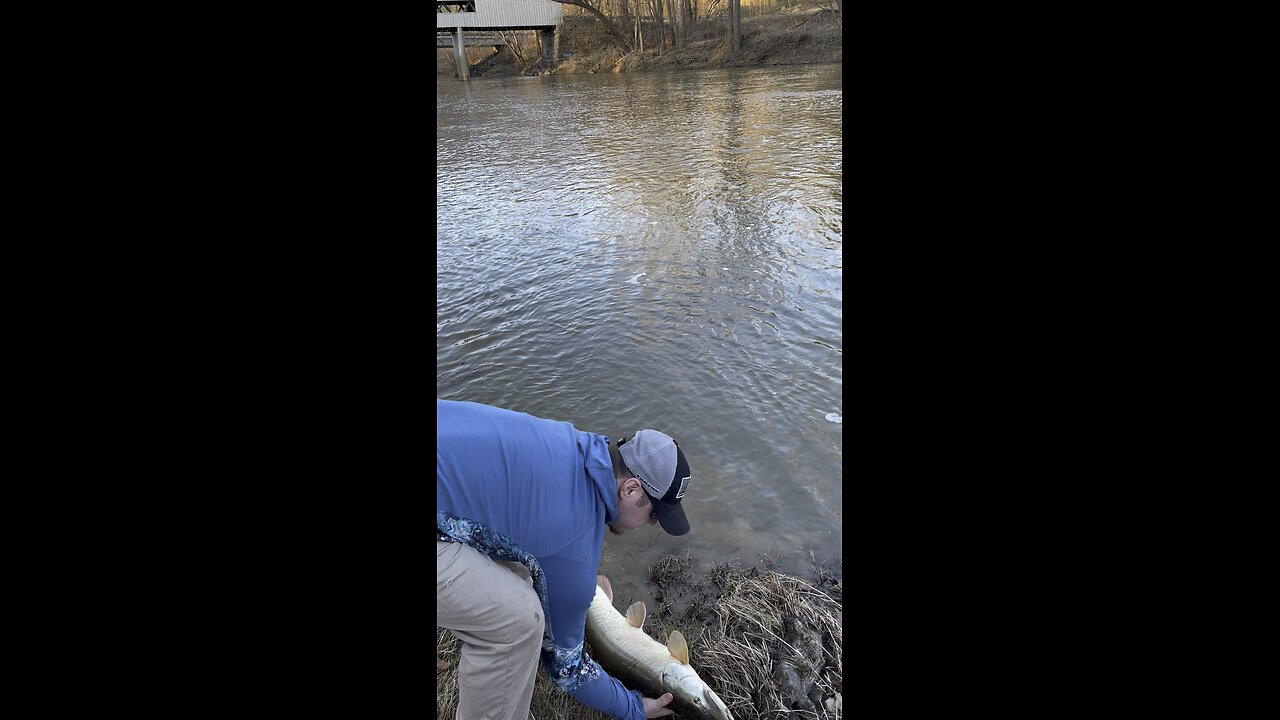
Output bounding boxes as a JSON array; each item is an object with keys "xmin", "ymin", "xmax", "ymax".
[{"xmin": 437, "ymin": 540, "xmax": 544, "ymax": 720}]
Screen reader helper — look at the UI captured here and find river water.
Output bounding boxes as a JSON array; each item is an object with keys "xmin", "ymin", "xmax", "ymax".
[{"xmin": 437, "ymin": 64, "xmax": 842, "ymax": 611}]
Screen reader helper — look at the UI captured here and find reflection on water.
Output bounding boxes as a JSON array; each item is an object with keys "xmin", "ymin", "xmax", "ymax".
[{"xmin": 437, "ymin": 64, "xmax": 841, "ymax": 608}]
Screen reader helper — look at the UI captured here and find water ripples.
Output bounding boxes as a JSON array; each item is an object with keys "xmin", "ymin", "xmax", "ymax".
[{"xmin": 438, "ymin": 65, "xmax": 841, "ymax": 592}]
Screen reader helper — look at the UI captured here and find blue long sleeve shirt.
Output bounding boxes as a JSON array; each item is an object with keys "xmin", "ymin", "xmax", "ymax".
[{"xmin": 436, "ymin": 399, "xmax": 646, "ymax": 720}]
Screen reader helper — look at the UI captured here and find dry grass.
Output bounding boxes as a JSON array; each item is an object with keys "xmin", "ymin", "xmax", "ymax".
[
  {"xmin": 695, "ymin": 565, "xmax": 842, "ymax": 719},
  {"xmin": 437, "ymin": 558, "xmax": 842, "ymax": 720}
]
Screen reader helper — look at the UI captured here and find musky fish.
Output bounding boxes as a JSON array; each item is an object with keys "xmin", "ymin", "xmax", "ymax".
[{"xmin": 584, "ymin": 584, "xmax": 733, "ymax": 720}]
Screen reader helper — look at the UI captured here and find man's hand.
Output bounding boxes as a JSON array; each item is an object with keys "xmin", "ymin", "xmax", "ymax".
[
  {"xmin": 596, "ymin": 574, "xmax": 614, "ymax": 604},
  {"xmin": 643, "ymin": 692, "xmax": 674, "ymax": 718}
]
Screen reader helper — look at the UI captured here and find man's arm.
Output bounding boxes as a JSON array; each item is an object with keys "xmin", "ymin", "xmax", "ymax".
[{"xmin": 539, "ymin": 555, "xmax": 652, "ymax": 720}]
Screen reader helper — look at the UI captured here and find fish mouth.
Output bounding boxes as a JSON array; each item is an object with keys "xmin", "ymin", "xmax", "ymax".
[{"xmin": 673, "ymin": 677, "xmax": 733, "ymax": 720}]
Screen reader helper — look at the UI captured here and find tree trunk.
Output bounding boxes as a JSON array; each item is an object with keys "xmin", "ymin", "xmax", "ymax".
[
  {"xmin": 654, "ymin": 0, "xmax": 664, "ymax": 55},
  {"xmin": 686, "ymin": 0, "xmax": 693, "ymax": 41},
  {"xmin": 730, "ymin": 0, "xmax": 740, "ymax": 52},
  {"xmin": 669, "ymin": 0, "xmax": 681, "ymax": 49}
]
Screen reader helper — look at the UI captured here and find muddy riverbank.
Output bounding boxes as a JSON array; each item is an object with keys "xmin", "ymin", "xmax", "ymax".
[{"xmin": 436, "ymin": 556, "xmax": 842, "ymax": 719}]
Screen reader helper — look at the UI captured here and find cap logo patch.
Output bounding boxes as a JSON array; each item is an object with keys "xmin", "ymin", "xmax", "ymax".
[{"xmin": 676, "ymin": 475, "xmax": 690, "ymax": 500}]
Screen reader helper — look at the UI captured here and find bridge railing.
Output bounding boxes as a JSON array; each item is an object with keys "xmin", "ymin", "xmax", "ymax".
[{"xmin": 437, "ymin": 31, "xmax": 509, "ymax": 47}]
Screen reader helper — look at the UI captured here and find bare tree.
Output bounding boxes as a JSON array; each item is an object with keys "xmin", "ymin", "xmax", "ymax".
[
  {"xmin": 729, "ymin": 0, "xmax": 741, "ymax": 51},
  {"xmin": 705, "ymin": 0, "xmax": 723, "ymax": 40},
  {"xmin": 547, "ymin": 0, "xmax": 633, "ymax": 50},
  {"xmin": 497, "ymin": 30, "xmax": 536, "ymax": 69},
  {"xmin": 670, "ymin": 0, "xmax": 681, "ymax": 48},
  {"xmin": 680, "ymin": 0, "xmax": 692, "ymax": 46},
  {"xmin": 795, "ymin": 0, "xmax": 841, "ymax": 28},
  {"xmin": 650, "ymin": 0, "xmax": 665, "ymax": 54}
]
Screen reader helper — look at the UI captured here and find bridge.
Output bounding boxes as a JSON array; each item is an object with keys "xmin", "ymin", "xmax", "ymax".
[
  {"xmin": 437, "ymin": 0, "xmax": 563, "ymax": 79},
  {"xmin": 436, "ymin": 32, "xmax": 508, "ymax": 48}
]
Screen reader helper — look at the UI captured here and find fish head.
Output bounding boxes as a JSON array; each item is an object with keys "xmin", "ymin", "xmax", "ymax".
[{"xmin": 660, "ymin": 662, "xmax": 734, "ymax": 720}]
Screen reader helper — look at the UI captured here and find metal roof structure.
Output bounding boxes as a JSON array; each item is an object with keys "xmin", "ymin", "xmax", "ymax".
[{"xmin": 436, "ymin": 0, "xmax": 562, "ymax": 31}]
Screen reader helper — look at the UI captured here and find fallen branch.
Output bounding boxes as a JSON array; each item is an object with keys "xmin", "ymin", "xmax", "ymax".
[{"xmin": 790, "ymin": 8, "xmax": 831, "ymax": 29}]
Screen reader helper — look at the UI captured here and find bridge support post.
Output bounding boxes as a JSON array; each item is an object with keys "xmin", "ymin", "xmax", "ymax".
[
  {"xmin": 452, "ymin": 28, "xmax": 469, "ymax": 79},
  {"xmin": 539, "ymin": 28, "xmax": 555, "ymax": 66}
]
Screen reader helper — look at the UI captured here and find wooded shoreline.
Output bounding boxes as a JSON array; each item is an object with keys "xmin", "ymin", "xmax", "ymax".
[{"xmin": 437, "ymin": 7, "xmax": 841, "ymax": 78}]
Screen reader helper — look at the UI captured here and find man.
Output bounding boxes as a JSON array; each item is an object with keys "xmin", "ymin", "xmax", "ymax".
[{"xmin": 437, "ymin": 399, "xmax": 694, "ymax": 720}]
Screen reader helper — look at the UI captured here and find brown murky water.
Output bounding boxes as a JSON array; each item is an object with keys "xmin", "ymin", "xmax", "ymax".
[{"xmin": 437, "ymin": 64, "xmax": 842, "ymax": 609}]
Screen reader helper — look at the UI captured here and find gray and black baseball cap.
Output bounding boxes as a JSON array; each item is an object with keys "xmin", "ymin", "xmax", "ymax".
[{"xmin": 617, "ymin": 429, "xmax": 692, "ymax": 536}]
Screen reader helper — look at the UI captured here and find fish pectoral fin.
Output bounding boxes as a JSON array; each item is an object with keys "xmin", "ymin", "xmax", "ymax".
[
  {"xmin": 667, "ymin": 630, "xmax": 689, "ymax": 664},
  {"xmin": 626, "ymin": 601, "xmax": 647, "ymax": 629}
]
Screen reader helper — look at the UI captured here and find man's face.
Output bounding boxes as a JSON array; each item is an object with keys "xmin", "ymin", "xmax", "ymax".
[{"xmin": 608, "ymin": 478, "xmax": 659, "ymax": 535}]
